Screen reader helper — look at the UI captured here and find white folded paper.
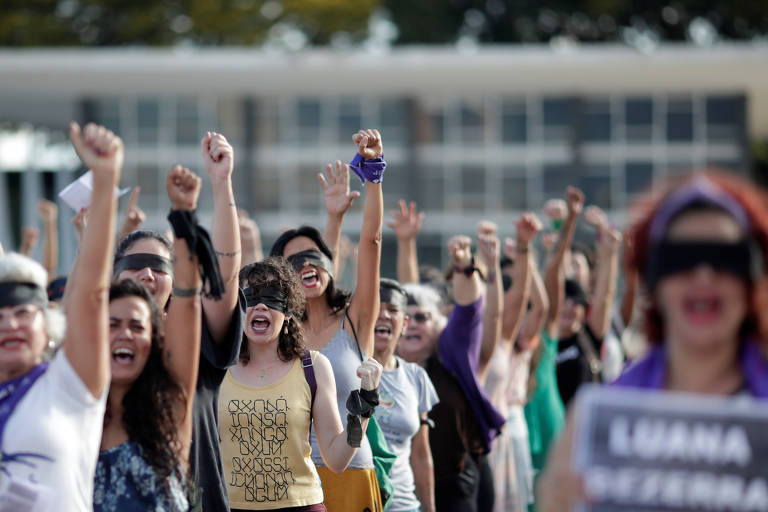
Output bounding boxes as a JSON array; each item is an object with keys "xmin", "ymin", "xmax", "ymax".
[{"xmin": 58, "ymin": 170, "xmax": 130, "ymax": 211}]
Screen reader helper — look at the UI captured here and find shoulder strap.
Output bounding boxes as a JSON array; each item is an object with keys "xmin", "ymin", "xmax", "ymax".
[
  {"xmin": 345, "ymin": 307, "xmax": 364, "ymax": 362},
  {"xmin": 301, "ymin": 350, "xmax": 317, "ymax": 414}
]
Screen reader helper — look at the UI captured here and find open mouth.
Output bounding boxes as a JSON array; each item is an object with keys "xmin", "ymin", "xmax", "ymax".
[
  {"xmin": 374, "ymin": 325, "xmax": 392, "ymax": 339},
  {"xmin": 402, "ymin": 333, "xmax": 422, "ymax": 344},
  {"xmin": 300, "ymin": 269, "xmax": 319, "ymax": 288},
  {"xmin": 0, "ymin": 338, "xmax": 25, "ymax": 350},
  {"xmin": 112, "ymin": 347, "xmax": 135, "ymax": 365},
  {"xmin": 250, "ymin": 314, "xmax": 271, "ymax": 334},
  {"xmin": 683, "ymin": 297, "xmax": 722, "ymax": 325}
]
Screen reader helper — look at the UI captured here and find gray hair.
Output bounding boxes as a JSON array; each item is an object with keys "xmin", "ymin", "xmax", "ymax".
[
  {"xmin": 0, "ymin": 253, "xmax": 66, "ymax": 346},
  {"xmin": 403, "ymin": 283, "xmax": 448, "ymax": 333}
]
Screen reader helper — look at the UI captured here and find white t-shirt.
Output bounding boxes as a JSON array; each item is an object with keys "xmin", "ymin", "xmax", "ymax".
[{"xmin": 0, "ymin": 351, "xmax": 107, "ymax": 511}]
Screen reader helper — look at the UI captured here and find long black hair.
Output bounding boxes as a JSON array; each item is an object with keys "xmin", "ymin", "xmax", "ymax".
[
  {"xmin": 107, "ymin": 279, "xmax": 186, "ymax": 494},
  {"xmin": 269, "ymin": 226, "xmax": 351, "ymax": 316}
]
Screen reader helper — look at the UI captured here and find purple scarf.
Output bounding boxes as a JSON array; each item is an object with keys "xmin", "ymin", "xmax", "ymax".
[
  {"xmin": 613, "ymin": 340, "xmax": 768, "ymax": 398},
  {"xmin": 0, "ymin": 363, "xmax": 49, "ymax": 444}
]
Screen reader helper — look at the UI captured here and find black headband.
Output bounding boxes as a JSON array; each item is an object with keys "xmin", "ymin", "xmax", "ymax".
[
  {"xmin": 0, "ymin": 282, "xmax": 48, "ymax": 309},
  {"xmin": 645, "ymin": 240, "xmax": 763, "ymax": 291},
  {"xmin": 243, "ymin": 285, "xmax": 290, "ymax": 314},
  {"xmin": 502, "ymin": 274, "xmax": 513, "ymax": 293},
  {"xmin": 113, "ymin": 253, "xmax": 173, "ymax": 277},
  {"xmin": 380, "ymin": 279, "xmax": 408, "ymax": 311},
  {"xmin": 565, "ymin": 279, "xmax": 589, "ymax": 307},
  {"xmin": 287, "ymin": 249, "xmax": 334, "ymax": 279}
]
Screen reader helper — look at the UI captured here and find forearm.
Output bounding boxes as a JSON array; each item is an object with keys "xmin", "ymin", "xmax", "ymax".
[
  {"xmin": 501, "ymin": 248, "xmax": 532, "ymax": 342},
  {"xmin": 544, "ymin": 214, "xmax": 576, "ymax": 327},
  {"xmin": 352, "ymin": 183, "xmax": 383, "ymax": 356},
  {"xmin": 397, "ymin": 237, "xmax": 419, "ymax": 284},
  {"xmin": 412, "ymin": 454, "xmax": 436, "ymax": 512},
  {"xmin": 321, "ymin": 417, "xmax": 370, "ymax": 473},
  {"xmin": 588, "ymin": 245, "xmax": 619, "ymax": 340},
  {"xmin": 479, "ymin": 266, "xmax": 503, "ymax": 381},
  {"xmin": 202, "ymin": 180, "xmax": 241, "ymax": 342},
  {"xmin": 325, "ymin": 212, "xmax": 344, "ymax": 278},
  {"xmin": 42, "ymin": 220, "xmax": 58, "ymax": 280}
]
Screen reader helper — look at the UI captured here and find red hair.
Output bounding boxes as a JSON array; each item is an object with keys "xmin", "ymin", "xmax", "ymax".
[{"xmin": 627, "ymin": 170, "xmax": 768, "ymax": 345}]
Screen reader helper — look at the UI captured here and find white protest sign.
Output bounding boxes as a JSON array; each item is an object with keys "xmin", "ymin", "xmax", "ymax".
[
  {"xmin": 58, "ymin": 170, "xmax": 130, "ymax": 211},
  {"xmin": 573, "ymin": 385, "xmax": 768, "ymax": 512}
]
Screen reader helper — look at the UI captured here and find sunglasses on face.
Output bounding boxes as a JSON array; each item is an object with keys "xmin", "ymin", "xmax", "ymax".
[{"xmin": 411, "ymin": 312, "xmax": 431, "ymax": 324}]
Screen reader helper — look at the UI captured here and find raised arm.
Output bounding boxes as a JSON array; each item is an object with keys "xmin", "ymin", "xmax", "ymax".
[
  {"xmin": 347, "ymin": 129, "xmax": 384, "ymax": 358},
  {"xmin": 476, "ymin": 222, "xmax": 501, "ymax": 383},
  {"xmin": 620, "ymin": 233, "xmax": 638, "ymax": 328},
  {"xmin": 500, "ymin": 214, "xmax": 541, "ymax": 345},
  {"xmin": 65, "ymin": 122, "xmax": 123, "ymax": 397},
  {"xmin": 312, "ymin": 354, "xmax": 383, "ymax": 473},
  {"xmin": 38, "ymin": 199, "xmax": 59, "ymax": 281},
  {"xmin": 117, "ymin": 187, "xmax": 146, "ymax": 242},
  {"xmin": 387, "ymin": 199, "xmax": 424, "ymax": 284},
  {"xmin": 238, "ymin": 208, "xmax": 264, "ymax": 266},
  {"xmin": 19, "ymin": 226, "xmax": 39, "ymax": 258},
  {"xmin": 544, "ymin": 187, "xmax": 583, "ymax": 338},
  {"xmin": 583, "ymin": 206, "xmax": 621, "ymax": 340},
  {"xmin": 516, "ymin": 255, "xmax": 550, "ymax": 351},
  {"xmin": 163, "ymin": 165, "xmax": 204, "ymax": 465},
  {"xmin": 200, "ymin": 132, "xmax": 241, "ymax": 343},
  {"xmin": 410, "ymin": 417, "xmax": 436, "ymax": 512},
  {"xmin": 320, "ymin": 160, "xmax": 360, "ymax": 277}
]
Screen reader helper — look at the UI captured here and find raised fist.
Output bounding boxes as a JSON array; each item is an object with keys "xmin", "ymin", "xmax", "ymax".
[
  {"xmin": 477, "ymin": 220, "xmax": 498, "ymax": 237},
  {"xmin": 69, "ymin": 122, "xmax": 123, "ymax": 187},
  {"xmin": 201, "ymin": 132, "xmax": 234, "ymax": 184},
  {"xmin": 598, "ymin": 226, "xmax": 623, "ymax": 254},
  {"xmin": 543, "ymin": 199, "xmax": 567, "ymax": 221},
  {"xmin": 583, "ymin": 205, "xmax": 608, "ymax": 230},
  {"xmin": 502, "ymin": 237, "xmax": 517, "ymax": 261},
  {"xmin": 447, "ymin": 235, "xmax": 473, "ymax": 269},
  {"xmin": 319, "ymin": 160, "xmax": 360, "ymax": 217},
  {"xmin": 566, "ymin": 187, "xmax": 585, "ymax": 216},
  {"xmin": 516, "ymin": 212, "xmax": 543, "ymax": 247},
  {"xmin": 37, "ymin": 199, "xmax": 58, "ymax": 225},
  {"xmin": 166, "ymin": 165, "xmax": 202, "ymax": 211},
  {"xmin": 352, "ymin": 129, "xmax": 383, "ymax": 161},
  {"xmin": 387, "ymin": 200, "xmax": 424, "ymax": 241},
  {"xmin": 357, "ymin": 357, "xmax": 383, "ymax": 391},
  {"xmin": 477, "ymin": 233, "xmax": 500, "ymax": 270}
]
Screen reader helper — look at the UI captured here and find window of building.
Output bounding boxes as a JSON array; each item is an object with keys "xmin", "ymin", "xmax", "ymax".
[
  {"xmin": 298, "ymin": 166, "xmax": 323, "ymax": 211},
  {"xmin": 583, "ymin": 99, "xmax": 611, "ymax": 142},
  {"xmin": 419, "ymin": 165, "xmax": 445, "ymax": 210},
  {"xmin": 95, "ymin": 98, "xmax": 121, "ymax": 136},
  {"xmin": 459, "ymin": 100, "xmax": 486, "ymax": 144},
  {"xmin": 501, "ymin": 99, "xmax": 527, "ymax": 144},
  {"xmin": 543, "ymin": 163, "xmax": 572, "ymax": 198},
  {"xmin": 338, "ymin": 98, "xmax": 362, "ymax": 144},
  {"xmin": 666, "ymin": 98, "xmax": 694, "ymax": 142},
  {"xmin": 137, "ymin": 99, "xmax": 160, "ymax": 146},
  {"xmin": 380, "ymin": 98, "xmax": 409, "ymax": 145},
  {"xmin": 417, "ymin": 101, "xmax": 445, "ymax": 144},
  {"xmin": 624, "ymin": 97, "xmax": 653, "ymax": 142},
  {"xmin": 460, "ymin": 165, "xmax": 486, "ymax": 211},
  {"xmin": 542, "ymin": 98, "xmax": 573, "ymax": 143},
  {"xmin": 250, "ymin": 166, "xmax": 281, "ymax": 212},
  {"xmin": 579, "ymin": 166, "xmax": 611, "ymax": 208},
  {"xmin": 625, "ymin": 162, "xmax": 654, "ymax": 196},
  {"xmin": 706, "ymin": 95, "xmax": 743, "ymax": 142},
  {"xmin": 176, "ymin": 97, "xmax": 199, "ymax": 145},
  {"xmin": 501, "ymin": 167, "xmax": 527, "ymax": 209}
]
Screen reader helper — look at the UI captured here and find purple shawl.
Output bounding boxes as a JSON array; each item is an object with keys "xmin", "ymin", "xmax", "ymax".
[
  {"xmin": 613, "ymin": 340, "xmax": 768, "ymax": 398},
  {"xmin": 438, "ymin": 297, "xmax": 506, "ymax": 453}
]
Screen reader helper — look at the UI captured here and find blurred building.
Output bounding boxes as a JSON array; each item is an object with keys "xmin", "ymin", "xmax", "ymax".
[{"xmin": 1, "ymin": 44, "xmax": 767, "ymax": 276}]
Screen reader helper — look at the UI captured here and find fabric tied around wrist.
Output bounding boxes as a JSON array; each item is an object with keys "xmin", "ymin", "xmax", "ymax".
[
  {"xmin": 286, "ymin": 249, "xmax": 334, "ymax": 280},
  {"xmin": 113, "ymin": 253, "xmax": 173, "ymax": 277},
  {"xmin": 345, "ymin": 388, "xmax": 379, "ymax": 447},
  {"xmin": 167, "ymin": 210, "xmax": 225, "ymax": 300},
  {"xmin": 349, "ymin": 153, "xmax": 386, "ymax": 184},
  {"xmin": 0, "ymin": 282, "xmax": 48, "ymax": 309},
  {"xmin": 243, "ymin": 285, "xmax": 290, "ymax": 314}
]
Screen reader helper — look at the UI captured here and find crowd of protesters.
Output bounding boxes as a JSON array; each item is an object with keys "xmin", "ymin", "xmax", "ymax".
[{"xmin": 1, "ymin": 120, "xmax": 767, "ymax": 512}]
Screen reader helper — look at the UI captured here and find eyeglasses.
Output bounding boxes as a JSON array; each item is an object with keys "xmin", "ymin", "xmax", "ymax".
[
  {"xmin": 411, "ymin": 312, "xmax": 431, "ymax": 324},
  {"xmin": 0, "ymin": 305, "xmax": 42, "ymax": 327}
]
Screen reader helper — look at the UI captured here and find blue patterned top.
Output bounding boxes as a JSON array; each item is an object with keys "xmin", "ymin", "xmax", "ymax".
[{"xmin": 93, "ymin": 440, "xmax": 188, "ymax": 512}]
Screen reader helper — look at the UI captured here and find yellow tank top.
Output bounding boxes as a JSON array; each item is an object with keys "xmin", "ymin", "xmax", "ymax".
[{"xmin": 219, "ymin": 353, "xmax": 323, "ymax": 509}]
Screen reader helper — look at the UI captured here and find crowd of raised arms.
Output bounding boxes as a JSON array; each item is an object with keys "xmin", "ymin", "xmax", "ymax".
[{"xmin": 1, "ymin": 121, "xmax": 768, "ymax": 512}]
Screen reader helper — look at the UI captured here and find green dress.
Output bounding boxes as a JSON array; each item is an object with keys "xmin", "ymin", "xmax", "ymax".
[{"xmin": 523, "ymin": 331, "xmax": 566, "ymax": 474}]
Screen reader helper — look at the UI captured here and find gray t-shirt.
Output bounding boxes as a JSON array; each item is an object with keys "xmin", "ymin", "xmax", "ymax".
[
  {"xmin": 375, "ymin": 356, "xmax": 439, "ymax": 512},
  {"xmin": 309, "ymin": 316, "xmax": 374, "ymax": 469}
]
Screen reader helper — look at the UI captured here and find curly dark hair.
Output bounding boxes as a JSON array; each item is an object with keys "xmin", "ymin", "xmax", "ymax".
[
  {"xmin": 107, "ymin": 279, "xmax": 187, "ymax": 495},
  {"xmin": 269, "ymin": 226, "xmax": 351, "ymax": 316},
  {"xmin": 239, "ymin": 257, "xmax": 308, "ymax": 364}
]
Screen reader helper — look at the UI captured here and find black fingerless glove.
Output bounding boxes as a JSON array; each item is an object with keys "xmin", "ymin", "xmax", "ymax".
[{"xmin": 345, "ymin": 388, "xmax": 380, "ymax": 447}]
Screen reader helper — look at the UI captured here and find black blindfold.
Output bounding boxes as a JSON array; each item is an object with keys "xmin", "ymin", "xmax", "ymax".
[
  {"xmin": 0, "ymin": 282, "xmax": 48, "ymax": 309},
  {"xmin": 380, "ymin": 279, "xmax": 408, "ymax": 311},
  {"xmin": 113, "ymin": 253, "xmax": 173, "ymax": 277},
  {"xmin": 243, "ymin": 285, "xmax": 290, "ymax": 314},
  {"xmin": 287, "ymin": 249, "xmax": 334, "ymax": 279},
  {"xmin": 565, "ymin": 279, "xmax": 589, "ymax": 307},
  {"xmin": 645, "ymin": 240, "xmax": 763, "ymax": 291}
]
